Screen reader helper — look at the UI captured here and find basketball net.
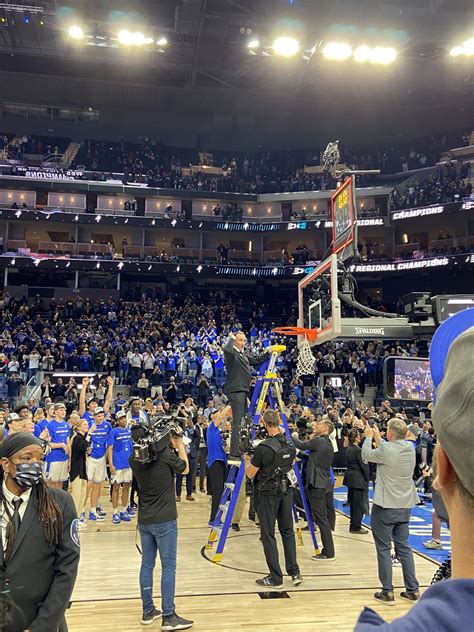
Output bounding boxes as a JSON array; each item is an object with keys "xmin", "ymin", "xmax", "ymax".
[
  {"xmin": 271, "ymin": 327, "xmax": 317, "ymax": 379},
  {"xmin": 295, "ymin": 336, "xmax": 316, "ymax": 378}
]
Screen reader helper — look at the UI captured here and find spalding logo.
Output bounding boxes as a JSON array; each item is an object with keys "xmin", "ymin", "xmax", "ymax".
[{"xmin": 355, "ymin": 327, "xmax": 385, "ymax": 335}]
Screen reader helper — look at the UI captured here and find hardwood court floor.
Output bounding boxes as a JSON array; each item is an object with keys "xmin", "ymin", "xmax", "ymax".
[{"xmin": 68, "ymin": 489, "xmax": 438, "ymax": 631}]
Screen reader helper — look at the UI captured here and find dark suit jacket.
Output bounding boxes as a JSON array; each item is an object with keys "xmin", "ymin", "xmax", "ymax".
[
  {"xmin": 0, "ymin": 487, "xmax": 80, "ymax": 632},
  {"xmin": 185, "ymin": 424, "xmax": 201, "ymax": 460},
  {"xmin": 223, "ymin": 339, "xmax": 268, "ymax": 394},
  {"xmin": 344, "ymin": 443, "xmax": 370, "ymax": 490},
  {"xmin": 293, "ymin": 434, "xmax": 334, "ymax": 491}
]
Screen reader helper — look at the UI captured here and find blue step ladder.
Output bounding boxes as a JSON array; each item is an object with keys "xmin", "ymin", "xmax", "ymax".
[{"xmin": 205, "ymin": 344, "xmax": 320, "ymax": 562}]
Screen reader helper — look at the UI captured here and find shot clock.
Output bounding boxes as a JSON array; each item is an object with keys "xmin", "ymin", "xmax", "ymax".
[{"xmin": 331, "ymin": 176, "xmax": 357, "ymax": 260}]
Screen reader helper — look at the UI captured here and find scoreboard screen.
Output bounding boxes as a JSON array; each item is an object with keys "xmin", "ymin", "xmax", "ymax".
[{"xmin": 331, "ymin": 176, "xmax": 356, "ymax": 259}]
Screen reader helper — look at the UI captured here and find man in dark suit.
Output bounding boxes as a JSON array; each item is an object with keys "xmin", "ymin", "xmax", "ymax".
[
  {"xmin": 292, "ymin": 418, "xmax": 336, "ymax": 560},
  {"xmin": 344, "ymin": 428, "xmax": 370, "ymax": 534},
  {"xmin": 0, "ymin": 432, "xmax": 80, "ymax": 632},
  {"xmin": 176, "ymin": 416, "xmax": 201, "ymax": 502},
  {"xmin": 223, "ymin": 332, "xmax": 270, "ymax": 460}
]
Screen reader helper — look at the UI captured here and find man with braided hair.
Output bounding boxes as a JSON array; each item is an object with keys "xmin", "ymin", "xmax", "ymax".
[{"xmin": 0, "ymin": 432, "xmax": 80, "ymax": 632}]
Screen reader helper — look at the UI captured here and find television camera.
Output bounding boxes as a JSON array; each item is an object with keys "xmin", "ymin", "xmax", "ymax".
[
  {"xmin": 239, "ymin": 414, "xmax": 268, "ymax": 455},
  {"xmin": 131, "ymin": 414, "xmax": 183, "ymax": 464}
]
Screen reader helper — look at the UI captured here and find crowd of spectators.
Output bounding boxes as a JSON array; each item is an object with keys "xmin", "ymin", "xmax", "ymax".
[
  {"xmin": 3, "ymin": 127, "xmax": 471, "ymax": 196},
  {"xmin": 0, "ymin": 290, "xmax": 427, "ymax": 414},
  {"xmin": 390, "ymin": 161, "xmax": 472, "ymax": 211}
]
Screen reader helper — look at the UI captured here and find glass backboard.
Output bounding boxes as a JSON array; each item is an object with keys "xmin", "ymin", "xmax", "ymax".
[{"xmin": 298, "ymin": 254, "xmax": 341, "ymax": 345}]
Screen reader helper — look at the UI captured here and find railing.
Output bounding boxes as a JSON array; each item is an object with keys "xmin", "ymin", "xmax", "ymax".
[
  {"xmin": 6, "ymin": 239, "xmax": 28, "ymax": 251},
  {"xmin": 26, "ymin": 373, "xmax": 40, "ymax": 401}
]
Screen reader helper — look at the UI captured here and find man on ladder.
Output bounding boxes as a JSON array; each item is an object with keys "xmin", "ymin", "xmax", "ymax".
[
  {"xmin": 223, "ymin": 332, "xmax": 271, "ymax": 461},
  {"xmin": 244, "ymin": 408, "xmax": 303, "ymax": 590}
]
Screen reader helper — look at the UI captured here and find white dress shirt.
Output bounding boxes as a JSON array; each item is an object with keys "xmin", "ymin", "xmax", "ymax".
[{"xmin": 1, "ymin": 480, "xmax": 32, "ymax": 551}]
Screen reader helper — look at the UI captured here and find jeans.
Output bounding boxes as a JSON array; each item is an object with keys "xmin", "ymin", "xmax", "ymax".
[
  {"xmin": 371, "ymin": 505, "xmax": 419, "ymax": 593},
  {"xmin": 139, "ymin": 520, "xmax": 178, "ymax": 617}
]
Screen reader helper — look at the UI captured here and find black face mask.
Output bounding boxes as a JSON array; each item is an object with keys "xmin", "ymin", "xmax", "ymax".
[{"xmin": 11, "ymin": 462, "xmax": 43, "ymax": 489}]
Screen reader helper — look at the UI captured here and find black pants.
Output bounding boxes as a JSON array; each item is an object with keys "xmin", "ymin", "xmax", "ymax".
[
  {"xmin": 176, "ymin": 457, "xmax": 195, "ymax": 497},
  {"xmin": 131, "ymin": 475, "xmax": 139, "ymax": 506},
  {"xmin": 208, "ymin": 460, "xmax": 226, "ymax": 521},
  {"xmin": 349, "ymin": 487, "xmax": 367, "ymax": 530},
  {"xmin": 227, "ymin": 390, "xmax": 248, "ymax": 457},
  {"xmin": 257, "ymin": 491, "xmax": 300, "ymax": 583},
  {"xmin": 308, "ymin": 486, "xmax": 335, "ymax": 558},
  {"xmin": 193, "ymin": 447, "xmax": 208, "ymax": 491}
]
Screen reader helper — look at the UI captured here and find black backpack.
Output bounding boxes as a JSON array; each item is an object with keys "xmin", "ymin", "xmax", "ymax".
[{"xmin": 257, "ymin": 435, "xmax": 296, "ymax": 495}]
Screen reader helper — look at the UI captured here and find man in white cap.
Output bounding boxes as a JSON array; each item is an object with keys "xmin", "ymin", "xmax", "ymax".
[{"xmin": 354, "ymin": 310, "xmax": 474, "ymax": 631}]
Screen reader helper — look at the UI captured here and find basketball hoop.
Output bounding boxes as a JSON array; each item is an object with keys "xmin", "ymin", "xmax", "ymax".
[
  {"xmin": 272, "ymin": 327, "xmax": 317, "ymax": 378},
  {"xmin": 272, "ymin": 326, "xmax": 318, "ymax": 343}
]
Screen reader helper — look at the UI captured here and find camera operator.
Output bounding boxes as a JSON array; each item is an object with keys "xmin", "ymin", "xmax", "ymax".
[
  {"xmin": 129, "ymin": 423, "xmax": 193, "ymax": 630},
  {"xmin": 292, "ymin": 418, "xmax": 336, "ymax": 560},
  {"xmin": 245, "ymin": 409, "xmax": 302, "ymax": 590}
]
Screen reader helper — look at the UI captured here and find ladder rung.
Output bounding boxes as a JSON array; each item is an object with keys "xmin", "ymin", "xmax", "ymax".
[
  {"xmin": 219, "ymin": 504, "xmax": 228, "ymax": 512},
  {"xmin": 225, "ymin": 482, "xmax": 235, "ymax": 491}
]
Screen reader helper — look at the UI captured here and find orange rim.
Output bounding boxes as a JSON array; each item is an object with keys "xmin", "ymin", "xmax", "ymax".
[{"xmin": 272, "ymin": 326, "xmax": 318, "ymax": 343}]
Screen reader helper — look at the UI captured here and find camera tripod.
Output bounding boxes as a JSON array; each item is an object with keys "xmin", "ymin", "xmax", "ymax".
[{"xmin": 205, "ymin": 344, "xmax": 320, "ymax": 562}]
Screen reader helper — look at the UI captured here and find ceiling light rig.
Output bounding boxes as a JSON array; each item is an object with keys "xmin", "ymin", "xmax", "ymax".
[
  {"xmin": 246, "ymin": 35, "xmax": 398, "ymax": 65},
  {"xmin": 65, "ymin": 19, "xmax": 170, "ymax": 52}
]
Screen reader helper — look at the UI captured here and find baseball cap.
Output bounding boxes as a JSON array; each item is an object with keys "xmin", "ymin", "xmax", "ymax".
[
  {"xmin": 5, "ymin": 413, "xmax": 20, "ymax": 426},
  {"xmin": 93, "ymin": 407, "xmax": 105, "ymax": 416},
  {"xmin": 116, "ymin": 410, "xmax": 127, "ymax": 420},
  {"xmin": 430, "ymin": 307, "xmax": 474, "ymax": 388},
  {"xmin": 431, "ymin": 324, "xmax": 474, "ymax": 496},
  {"xmin": 406, "ymin": 423, "xmax": 420, "ymax": 439}
]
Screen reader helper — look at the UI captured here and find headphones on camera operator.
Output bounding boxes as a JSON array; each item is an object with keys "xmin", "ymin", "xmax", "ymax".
[{"xmin": 254, "ymin": 410, "xmax": 297, "ymax": 496}]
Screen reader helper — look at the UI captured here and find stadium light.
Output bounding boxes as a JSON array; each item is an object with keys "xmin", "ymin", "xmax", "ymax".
[
  {"xmin": 354, "ymin": 45, "xmax": 371, "ymax": 62},
  {"xmin": 68, "ymin": 25, "xmax": 84, "ymax": 40},
  {"xmin": 450, "ymin": 45, "xmax": 465, "ymax": 57},
  {"xmin": 369, "ymin": 46, "xmax": 397, "ymax": 65},
  {"xmin": 272, "ymin": 36, "xmax": 300, "ymax": 57},
  {"xmin": 449, "ymin": 38, "xmax": 474, "ymax": 57},
  {"xmin": 118, "ymin": 29, "xmax": 153, "ymax": 46},
  {"xmin": 157, "ymin": 37, "xmax": 168, "ymax": 46},
  {"xmin": 323, "ymin": 42, "xmax": 352, "ymax": 61}
]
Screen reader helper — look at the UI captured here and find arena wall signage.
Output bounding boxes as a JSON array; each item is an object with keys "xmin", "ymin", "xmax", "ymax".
[
  {"xmin": 349, "ymin": 257, "xmax": 450, "ymax": 273},
  {"xmin": 15, "ymin": 167, "xmax": 84, "ymax": 180},
  {"xmin": 391, "ymin": 200, "xmax": 472, "ymax": 221}
]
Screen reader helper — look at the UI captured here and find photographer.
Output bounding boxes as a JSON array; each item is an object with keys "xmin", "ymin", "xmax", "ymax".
[
  {"xmin": 130, "ymin": 422, "xmax": 193, "ymax": 630},
  {"xmin": 292, "ymin": 418, "xmax": 336, "ymax": 560},
  {"xmin": 245, "ymin": 409, "xmax": 302, "ymax": 590},
  {"xmin": 345, "ymin": 428, "xmax": 370, "ymax": 534},
  {"xmin": 361, "ymin": 418, "xmax": 419, "ymax": 605},
  {"xmin": 175, "ymin": 416, "xmax": 200, "ymax": 502}
]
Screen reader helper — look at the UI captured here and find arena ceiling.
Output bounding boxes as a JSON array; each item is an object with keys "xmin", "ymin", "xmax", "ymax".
[{"xmin": 0, "ymin": 0, "xmax": 473, "ymax": 144}]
